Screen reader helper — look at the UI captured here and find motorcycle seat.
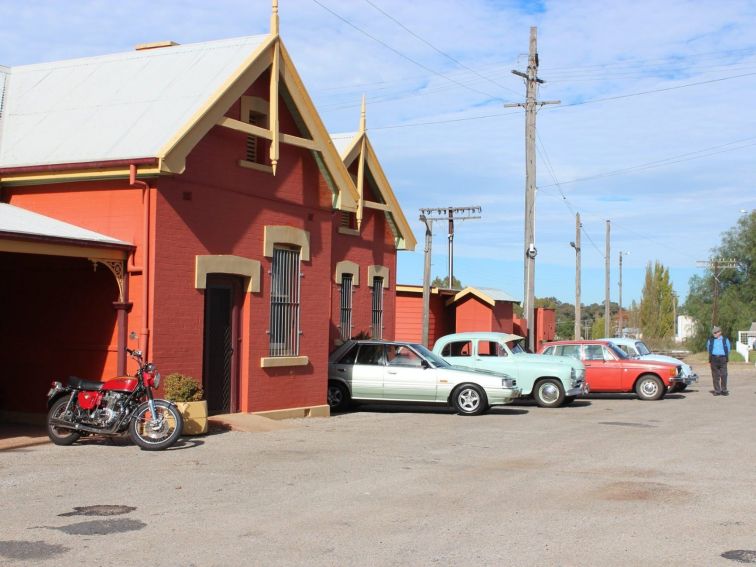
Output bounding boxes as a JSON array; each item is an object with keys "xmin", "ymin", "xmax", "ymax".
[{"xmin": 67, "ymin": 376, "xmax": 105, "ymax": 391}]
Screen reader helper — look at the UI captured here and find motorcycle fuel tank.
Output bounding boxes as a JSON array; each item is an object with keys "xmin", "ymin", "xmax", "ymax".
[{"xmin": 102, "ymin": 378, "xmax": 138, "ymax": 392}]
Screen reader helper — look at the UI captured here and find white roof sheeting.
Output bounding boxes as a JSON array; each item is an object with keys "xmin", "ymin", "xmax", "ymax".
[
  {"xmin": 476, "ymin": 287, "xmax": 519, "ymax": 303},
  {"xmin": 0, "ymin": 36, "xmax": 268, "ymax": 169},
  {"xmin": 0, "ymin": 203, "xmax": 131, "ymax": 246},
  {"xmin": 330, "ymin": 132, "xmax": 357, "ymax": 157}
]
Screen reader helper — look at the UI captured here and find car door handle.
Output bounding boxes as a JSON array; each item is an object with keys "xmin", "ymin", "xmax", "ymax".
[
  {"xmin": 387, "ymin": 370, "xmax": 398, "ymax": 375},
  {"xmin": 337, "ymin": 368, "xmax": 345, "ymax": 372}
]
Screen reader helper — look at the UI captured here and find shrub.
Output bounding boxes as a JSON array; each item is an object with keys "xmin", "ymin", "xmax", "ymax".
[{"xmin": 163, "ymin": 373, "xmax": 204, "ymax": 402}]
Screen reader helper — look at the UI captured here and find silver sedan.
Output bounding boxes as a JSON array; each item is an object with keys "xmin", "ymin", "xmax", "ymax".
[{"xmin": 328, "ymin": 340, "xmax": 521, "ymax": 416}]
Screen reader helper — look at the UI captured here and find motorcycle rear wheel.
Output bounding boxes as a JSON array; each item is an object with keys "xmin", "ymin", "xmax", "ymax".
[
  {"xmin": 128, "ymin": 400, "xmax": 183, "ymax": 451},
  {"xmin": 46, "ymin": 397, "xmax": 81, "ymax": 446}
]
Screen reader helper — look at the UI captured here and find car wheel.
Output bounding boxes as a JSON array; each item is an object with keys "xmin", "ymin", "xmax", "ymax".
[
  {"xmin": 533, "ymin": 379, "xmax": 565, "ymax": 408},
  {"xmin": 452, "ymin": 384, "xmax": 488, "ymax": 416},
  {"xmin": 327, "ymin": 381, "xmax": 350, "ymax": 412},
  {"xmin": 635, "ymin": 374, "xmax": 665, "ymax": 401},
  {"xmin": 563, "ymin": 395, "xmax": 576, "ymax": 405}
]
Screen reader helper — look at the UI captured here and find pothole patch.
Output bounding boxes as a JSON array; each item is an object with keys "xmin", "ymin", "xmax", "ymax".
[
  {"xmin": 722, "ymin": 550, "xmax": 756, "ymax": 563},
  {"xmin": 0, "ymin": 540, "xmax": 69, "ymax": 561},
  {"xmin": 595, "ymin": 481, "xmax": 691, "ymax": 502},
  {"xmin": 51, "ymin": 519, "xmax": 146, "ymax": 536},
  {"xmin": 59, "ymin": 505, "xmax": 136, "ymax": 517}
]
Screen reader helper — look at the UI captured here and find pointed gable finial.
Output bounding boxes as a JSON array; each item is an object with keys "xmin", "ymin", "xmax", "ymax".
[
  {"xmin": 271, "ymin": 0, "xmax": 279, "ymax": 35},
  {"xmin": 360, "ymin": 94, "xmax": 367, "ymax": 134}
]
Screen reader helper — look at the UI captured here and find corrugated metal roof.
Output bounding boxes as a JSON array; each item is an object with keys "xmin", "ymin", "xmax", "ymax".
[
  {"xmin": 0, "ymin": 35, "xmax": 268, "ymax": 168},
  {"xmin": 476, "ymin": 287, "xmax": 519, "ymax": 303},
  {"xmin": 0, "ymin": 203, "xmax": 131, "ymax": 246}
]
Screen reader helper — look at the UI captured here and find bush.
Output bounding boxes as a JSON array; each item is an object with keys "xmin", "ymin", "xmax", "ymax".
[{"xmin": 163, "ymin": 373, "xmax": 204, "ymax": 402}]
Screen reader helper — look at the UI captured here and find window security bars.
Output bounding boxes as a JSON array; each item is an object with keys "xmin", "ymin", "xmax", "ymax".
[
  {"xmin": 371, "ymin": 277, "xmax": 384, "ymax": 339},
  {"xmin": 339, "ymin": 274, "xmax": 353, "ymax": 341},
  {"xmin": 269, "ymin": 247, "xmax": 301, "ymax": 356}
]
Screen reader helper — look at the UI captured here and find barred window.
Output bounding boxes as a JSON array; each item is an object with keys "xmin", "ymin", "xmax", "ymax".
[
  {"xmin": 371, "ymin": 276, "xmax": 384, "ymax": 339},
  {"xmin": 339, "ymin": 274, "xmax": 353, "ymax": 341},
  {"xmin": 269, "ymin": 247, "xmax": 301, "ymax": 356}
]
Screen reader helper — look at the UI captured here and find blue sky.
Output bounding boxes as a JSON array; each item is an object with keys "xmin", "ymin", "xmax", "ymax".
[{"xmin": 2, "ymin": 0, "xmax": 755, "ymax": 306}]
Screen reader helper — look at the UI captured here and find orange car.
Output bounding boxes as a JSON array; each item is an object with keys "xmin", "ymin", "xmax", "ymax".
[{"xmin": 539, "ymin": 340, "xmax": 683, "ymax": 400}]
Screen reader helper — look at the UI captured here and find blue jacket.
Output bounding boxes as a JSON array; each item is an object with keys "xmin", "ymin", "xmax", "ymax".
[{"xmin": 707, "ymin": 336, "xmax": 730, "ymax": 358}]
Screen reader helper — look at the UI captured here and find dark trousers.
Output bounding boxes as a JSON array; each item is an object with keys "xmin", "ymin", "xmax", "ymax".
[{"xmin": 710, "ymin": 356, "xmax": 728, "ymax": 392}]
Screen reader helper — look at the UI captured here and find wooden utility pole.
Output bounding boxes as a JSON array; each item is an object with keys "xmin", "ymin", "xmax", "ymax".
[
  {"xmin": 696, "ymin": 258, "xmax": 738, "ymax": 325},
  {"xmin": 420, "ymin": 214, "xmax": 433, "ymax": 346},
  {"xmin": 604, "ymin": 220, "xmax": 611, "ymax": 338},
  {"xmin": 505, "ymin": 27, "xmax": 559, "ymax": 352},
  {"xmin": 570, "ymin": 213, "xmax": 581, "ymax": 339}
]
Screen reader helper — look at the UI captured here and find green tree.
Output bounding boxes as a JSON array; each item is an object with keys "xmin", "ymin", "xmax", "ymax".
[
  {"xmin": 684, "ymin": 210, "xmax": 756, "ymax": 349},
  {"xmin": 640, "ymin": 261, "xmax": 676, "ymax": 339},
  {"xmin": 590, "ymin": 317, "xmax": 605, "ymax": 339},
  {"xmin": 431, "ymin": 275, "xmax": 463, "ymax": 289}
]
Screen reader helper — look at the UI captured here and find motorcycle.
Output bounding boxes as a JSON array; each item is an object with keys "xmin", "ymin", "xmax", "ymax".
[{"xmin": 46, "ymin": 348, "xmax": 183, "ymax": 451}]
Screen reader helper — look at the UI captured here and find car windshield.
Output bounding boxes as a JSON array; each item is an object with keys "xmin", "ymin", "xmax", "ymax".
[
  {"xmin": 607, "ymin": 343, "xmax": 628, "ymax": 359},
  {"xmin": 413, "ymin": 344, "xmax": 452, "ymax": 368},
  {"xmin": 508, "ymin": 339, "xmax": 526, "ymax": 354},
  {"xmin": 635, "ymin": 341, "xmax": 652, "ymax": 355}
]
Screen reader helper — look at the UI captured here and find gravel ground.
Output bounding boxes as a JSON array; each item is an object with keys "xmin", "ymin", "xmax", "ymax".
[{"xmin": 1, "ymin": 363, "xmax": 755, "ymax": 567}]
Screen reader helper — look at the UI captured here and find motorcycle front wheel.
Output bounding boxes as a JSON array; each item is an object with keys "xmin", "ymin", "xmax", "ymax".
[{"xmin": 128, "ymin": 399, "xmax": 183, "ymax": 451}]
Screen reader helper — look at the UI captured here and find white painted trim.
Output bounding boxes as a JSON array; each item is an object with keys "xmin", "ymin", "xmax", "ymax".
[
  {"xmin": 335, "ymin": 260, "xmax": 360, "ymax": 286},
  {"xmin": 368, "ymin": 265, "xmax": 390, "ymax": 289},
  {"xmin": 263, "ymin": 225, "xmax": 310, "ymax": 261},
  {"xmin": 260, "ymin": 356, "xmax": 309, "ymax": 368}
]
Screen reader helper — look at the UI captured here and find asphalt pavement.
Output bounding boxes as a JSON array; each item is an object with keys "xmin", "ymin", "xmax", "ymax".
[{"xmin": 1, "ymin": 363, "xmax": 754, "ymax": 566}]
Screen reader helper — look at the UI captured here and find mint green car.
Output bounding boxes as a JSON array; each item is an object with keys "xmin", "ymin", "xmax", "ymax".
[{"xmin": 433, "ymin": 332, "xmax": 587, "ymax": 408}]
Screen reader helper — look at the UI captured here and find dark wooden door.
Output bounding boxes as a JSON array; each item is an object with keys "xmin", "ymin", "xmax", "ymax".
[{"xmin": 203, "ymin": 276, "xmax": 241, "ymax": 415}]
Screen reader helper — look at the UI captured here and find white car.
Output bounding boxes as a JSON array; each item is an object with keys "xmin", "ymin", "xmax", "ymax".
[
  {"xmin": 328, "ymin": 340, "xmax": 521, "ymax": 416},
  {"xmin": 600, "ymin": 337, "xmax": 698, "ymax": 391}
]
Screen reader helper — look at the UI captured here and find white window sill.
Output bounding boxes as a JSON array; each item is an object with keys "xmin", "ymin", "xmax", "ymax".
[{"xmin": 260, "ymin": 356, "xmax": 309, "ymax": 368}]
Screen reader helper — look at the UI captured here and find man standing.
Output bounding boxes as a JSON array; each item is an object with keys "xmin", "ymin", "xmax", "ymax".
[{"xmin": 707, "ymin": 326, "xmax": 731, "ymax": 396}]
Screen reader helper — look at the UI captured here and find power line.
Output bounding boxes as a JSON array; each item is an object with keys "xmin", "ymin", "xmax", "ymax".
[
  {"xmin": 362, "ymin": 0, "xmax": 520, "ymax": 97},
  {"xmin": 310, "ymin": 0, "xmax": 501, "ymax": 100}
]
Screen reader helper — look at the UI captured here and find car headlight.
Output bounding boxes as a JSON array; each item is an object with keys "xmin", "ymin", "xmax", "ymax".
[
  {"xmin": 570, "ymin": 368, "xmax": 576, "ymax": 380},
  {"xmin": 502, "ymin": 378, "xmax": 516, "ymax": 388}
]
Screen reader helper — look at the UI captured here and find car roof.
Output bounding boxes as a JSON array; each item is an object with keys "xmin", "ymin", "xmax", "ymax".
[
  {"xmin": 436, "ymin": 332, "xmax": 523, "ymax": 343},
  {"xmin": 542, "ymin": 340, "xmax": 612, "ymax": 345}
]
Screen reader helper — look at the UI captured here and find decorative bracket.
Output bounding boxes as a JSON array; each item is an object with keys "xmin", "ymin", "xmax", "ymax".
[{"xmin": 89, "ymin": 258, "xmax": 126, "ymax": 302}]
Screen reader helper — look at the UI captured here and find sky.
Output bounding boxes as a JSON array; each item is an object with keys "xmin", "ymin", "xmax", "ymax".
[{"xmin": 2, "ymin": 0, "xmax": 755, "ymax": 307}]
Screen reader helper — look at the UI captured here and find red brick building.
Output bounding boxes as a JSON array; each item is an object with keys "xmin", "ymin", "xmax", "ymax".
[{"xmin": 0, "ymin": 17, "xmax": 414, "ymax": 421}]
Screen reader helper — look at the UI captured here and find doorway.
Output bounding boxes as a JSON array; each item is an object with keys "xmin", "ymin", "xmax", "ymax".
[{"xmin": 202, "ymin": 276, "xmax": 242, "ymax": 415}]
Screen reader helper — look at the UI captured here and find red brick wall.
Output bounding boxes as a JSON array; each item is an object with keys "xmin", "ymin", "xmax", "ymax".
[
  {"xmin": 153, "ymin": 118, "xmax": 334, "ymax": 412},
  {"xmin": 329, "ymin": 162, "xmax": 398, "ymax": 348}
]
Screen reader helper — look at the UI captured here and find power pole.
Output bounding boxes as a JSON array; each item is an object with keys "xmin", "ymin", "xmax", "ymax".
[
  {"xmin": 570, "ymin": 213, "xmax": 581, "ymax": 339},
  {"xmin": 604, "ymin": 220, "xmax": 611, "ymax": 338},
  {"xmin": 419, "ymin": 206, "xmax": 481, "ymax": 289},
  {"xmin": 696, "ymin": 258, "xmax": 738, "ymax": 325},
  {"xmin": 419, "ymin": 214, "xmax": 433, "ymax": 347},
  {"xmin": 505, "ymin": 27, "xmax": 559, "ymax": 352},
  {"xmin": 419, "ymin": 206, "xmax": 482, "ymax": 345}
]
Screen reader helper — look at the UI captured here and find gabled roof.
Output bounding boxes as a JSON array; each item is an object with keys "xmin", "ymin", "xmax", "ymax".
[
  {"xmin": 446, "ymin": 286, "xmax": 519, "ymax": 307},
  {"xmin": 330, "ymin": 105, "xmax": 416, "ymax": 251},
  {"xmin": 0, "ymin": 33, "xmax": 359, "ymax": 211},
  {"xmin": 0, "ymin": 36, "xmax": 269, "ymax": 169}
]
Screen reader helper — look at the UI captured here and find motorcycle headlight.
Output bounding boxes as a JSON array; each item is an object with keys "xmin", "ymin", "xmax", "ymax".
[{"xmin": 153, "ymin": 372, "xmax": 161, "ymax": 389}]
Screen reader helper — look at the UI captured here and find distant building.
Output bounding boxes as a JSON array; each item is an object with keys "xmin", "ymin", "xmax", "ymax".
[{"xmin": 676, "ymin": 315, "xmax": 696, "ymax": 343}]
